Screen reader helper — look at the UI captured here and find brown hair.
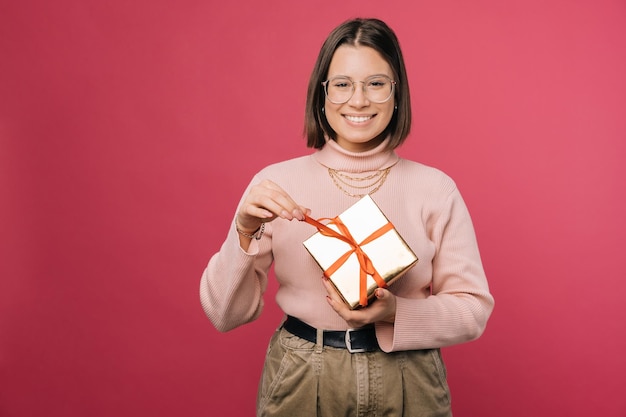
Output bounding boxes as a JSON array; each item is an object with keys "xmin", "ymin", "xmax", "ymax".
[{"xmin": 304, "ymin": 18, "xmax": 411, "ymax": 150}]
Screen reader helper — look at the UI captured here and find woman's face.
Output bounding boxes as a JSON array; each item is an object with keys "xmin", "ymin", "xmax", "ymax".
[{"xmin": 324, "ymin": 45, "xmax": 395, "ymax": 152}]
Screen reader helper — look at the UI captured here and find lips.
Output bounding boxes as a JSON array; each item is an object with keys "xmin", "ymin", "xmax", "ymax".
[{"xmin": 344, "ymin": 114, "xmax": 373, "ymax": 123}]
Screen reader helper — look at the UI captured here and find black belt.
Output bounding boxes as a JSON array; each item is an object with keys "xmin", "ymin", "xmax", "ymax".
[{"xmin": 283, "ymin": 316, "xmax": 380, "ymax": 353}]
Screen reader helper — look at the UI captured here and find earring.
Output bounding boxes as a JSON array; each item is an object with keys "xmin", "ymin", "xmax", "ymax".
[{"xmin": 322, "ymin": 107, "xmax": 325, "ymax": 113}]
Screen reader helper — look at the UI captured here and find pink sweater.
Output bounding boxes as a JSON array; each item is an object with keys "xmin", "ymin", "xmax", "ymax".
[{"xmin": 200, "ymin": 139, "xmax": 494, "ymax": 352}]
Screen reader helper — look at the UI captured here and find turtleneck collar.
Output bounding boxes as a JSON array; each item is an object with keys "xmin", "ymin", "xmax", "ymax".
[{"xmin": 313, "ymin": 138, "xmax": 399, "ymax": 173}]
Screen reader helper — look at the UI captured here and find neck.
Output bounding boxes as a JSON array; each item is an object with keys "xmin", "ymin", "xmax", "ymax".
[{"xmin": 314, "ymin": 138, "xmax": 399, "ymax": 173}]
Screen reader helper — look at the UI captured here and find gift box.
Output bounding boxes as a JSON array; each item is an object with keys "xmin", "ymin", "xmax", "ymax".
[{"xmin": 303, "ymin": 195, "xmax": 418, "ymax": 309}]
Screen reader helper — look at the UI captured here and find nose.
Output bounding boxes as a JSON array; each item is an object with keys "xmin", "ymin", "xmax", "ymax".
[{"xmin": 347, "ymin": 81, "xmax": 369, "ymax": 107}]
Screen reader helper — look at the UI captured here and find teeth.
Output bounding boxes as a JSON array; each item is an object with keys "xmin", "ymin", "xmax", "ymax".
[{"xmin": 345, "ymin": 115, "xmax": 372, "ymax": 123}]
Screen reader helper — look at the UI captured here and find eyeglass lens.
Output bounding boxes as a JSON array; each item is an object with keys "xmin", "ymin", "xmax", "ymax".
[{"xmin": 324, "ymin": 76, "xmax": 394, "ymax": 104}]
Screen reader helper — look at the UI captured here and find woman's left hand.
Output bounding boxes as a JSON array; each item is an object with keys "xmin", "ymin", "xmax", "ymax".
[{"xmin": 322, "ymin": 276, "xmax": 396, "ymax": 328}]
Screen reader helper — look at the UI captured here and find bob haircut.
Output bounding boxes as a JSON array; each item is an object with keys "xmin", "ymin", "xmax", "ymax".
[{"xmin": 305, "ymin": 18, "xmax": 411, "ymax": 150}]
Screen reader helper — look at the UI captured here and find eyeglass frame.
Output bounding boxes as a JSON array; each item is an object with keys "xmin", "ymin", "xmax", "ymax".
[{"xmin": 321, "ymin": 75, "xmax": 397, "ymax": 104}]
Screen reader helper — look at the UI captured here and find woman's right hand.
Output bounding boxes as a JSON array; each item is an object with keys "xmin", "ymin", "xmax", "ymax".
[{"xmin": 235, "ymin": 179, "xmax": 309, "ymax": 236}]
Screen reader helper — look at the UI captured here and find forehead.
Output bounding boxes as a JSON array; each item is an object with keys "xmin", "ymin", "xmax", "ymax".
[{"xmin": 327, "ymin": 45, "xmax": 392, "ymax": 78}]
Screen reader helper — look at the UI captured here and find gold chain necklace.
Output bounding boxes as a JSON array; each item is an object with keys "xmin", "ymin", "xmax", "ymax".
[{"xmin": 327, "ymin": 166, "xmax": 393, "ymax": 198}]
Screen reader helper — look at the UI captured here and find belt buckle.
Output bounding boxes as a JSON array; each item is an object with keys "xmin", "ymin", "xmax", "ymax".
[{"xmin": 345, "ymin": 328, "xmax": 366, "ymax": 353}]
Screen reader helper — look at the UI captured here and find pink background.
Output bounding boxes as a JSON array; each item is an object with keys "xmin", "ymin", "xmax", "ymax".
[{"xmin": 1, "ymin": 0, "xmax": 625, "ymax": 416}]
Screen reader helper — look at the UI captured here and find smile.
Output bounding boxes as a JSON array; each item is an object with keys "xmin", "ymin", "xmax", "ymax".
[{"xmin": 344, "ymin": 115, "xmax": 373, "ymax": 123}]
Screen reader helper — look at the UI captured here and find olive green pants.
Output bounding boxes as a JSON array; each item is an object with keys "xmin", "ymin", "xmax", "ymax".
[{"xmin": 257, "ymin": 326, "xmax": 452, "ymax": 417}]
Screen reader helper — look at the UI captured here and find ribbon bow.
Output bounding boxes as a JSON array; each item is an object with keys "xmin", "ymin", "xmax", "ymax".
[{"xmin": 304, "ymin": 215, "xmax": 394, "ymax": 307}]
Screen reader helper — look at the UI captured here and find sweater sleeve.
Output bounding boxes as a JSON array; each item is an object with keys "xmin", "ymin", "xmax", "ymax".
[
  {"xmin": 199, "ymin": 177, "xmax": 274, "ymax": 332},
  {"xmin": 376, "ymin": 187, "xmax": 494, "ymax": 352}
]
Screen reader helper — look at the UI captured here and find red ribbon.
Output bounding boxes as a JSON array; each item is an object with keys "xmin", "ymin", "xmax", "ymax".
[{"xmin": 304, "ymin": 215, "xmax": 394, "ymax": 307}]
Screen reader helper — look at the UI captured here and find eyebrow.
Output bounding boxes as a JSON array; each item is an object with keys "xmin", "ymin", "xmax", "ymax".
[{"xmin": 327, "ymin": 73, "xmax": 392, "ymax": 80}]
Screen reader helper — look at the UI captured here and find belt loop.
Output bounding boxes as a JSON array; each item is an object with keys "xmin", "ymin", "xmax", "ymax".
[{"xmin": 315, "ymin": 327, "xmax": 324, "ymax": 353}]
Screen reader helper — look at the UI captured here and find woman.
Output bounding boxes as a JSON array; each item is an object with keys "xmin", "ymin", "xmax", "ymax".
[{"xmin": 200, "ymin": 18, "xmax": 494, "ymax": 416}]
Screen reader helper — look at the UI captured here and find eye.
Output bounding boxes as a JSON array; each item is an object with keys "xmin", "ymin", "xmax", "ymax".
[
  {"xmin": 367, "ymin": 77, "xmax": 388, "ymax": 89},
  {"xmin": 331, "ymin": 78, "xmax": 352, "ymax": 89}
]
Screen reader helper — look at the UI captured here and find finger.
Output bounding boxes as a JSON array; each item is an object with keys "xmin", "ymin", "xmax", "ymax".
[
  {"xmin": 321, "ymin": 276, "xmax": 340, "ymax": 300},
  {"xmin": 240, "ymin": 190, "xmax": 290, "ymax": 222},
  {"xmin": 260, "ymin": 181, "xmax": 310, "ymax": 221},
  {"xmin": 322, "ymin": 277, "xmax": 343, "ymax": 307},
  {"xmin": 254, "ymin": 180, "xmax": 307, "ymax": 220},
  {"xmin": 239, "ymin": 203, "xmax": 274, "ymax": 221},
  {"xmin": 236, "ymin": 203, "xmax": 274, "ymax": 231},
  {"xmin": 299, "ymin": 207, "xmax": 312, "ymax": 219},
  {"xmin": 322, "ymin": 277, "xmax": 357, "ymax": 322},
  {"xmin": 372, "ymin": 289, "xmax": 396, "ymax": 323}
]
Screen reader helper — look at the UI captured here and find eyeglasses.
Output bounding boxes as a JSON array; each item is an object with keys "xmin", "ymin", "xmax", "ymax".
[{"xmin": 322, "ymin": 75, "xmax": 396, "ymax": 104}]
